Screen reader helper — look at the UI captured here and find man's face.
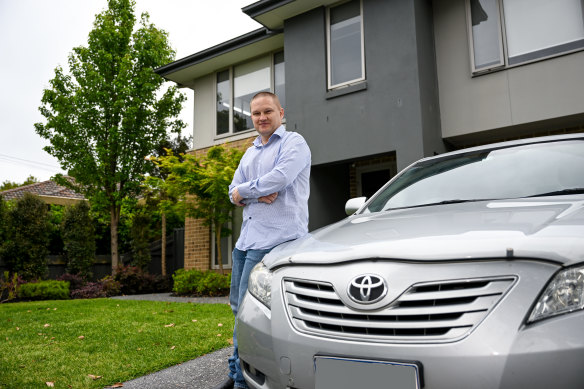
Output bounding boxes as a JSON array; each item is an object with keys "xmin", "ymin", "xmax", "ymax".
[{"xmin": 250, "ymin": 95, "xmax": 284, "ymax": 142}]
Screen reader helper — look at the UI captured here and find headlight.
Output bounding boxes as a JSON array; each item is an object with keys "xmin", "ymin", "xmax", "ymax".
[
  {"xmin": 528, "ymin": 265, "xmax": 584, "ymax": 323},
  {"xmin": 248, "ymin": 262, "xmax": 273, "ymax": 309}
]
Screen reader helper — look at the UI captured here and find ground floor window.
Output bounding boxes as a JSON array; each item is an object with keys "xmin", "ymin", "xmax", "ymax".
[
  {"xmin": 211, "ymin": 206, "xmax": 243, "ymax": 269},
  {"xmin": 351, "ymin": 155, "xmax": 397, "ymax": 199}
]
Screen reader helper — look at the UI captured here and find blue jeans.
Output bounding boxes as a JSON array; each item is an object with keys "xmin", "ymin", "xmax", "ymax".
[{"xmin": 228, "ymin": 248, "xmax": 272, "ymax": 389}]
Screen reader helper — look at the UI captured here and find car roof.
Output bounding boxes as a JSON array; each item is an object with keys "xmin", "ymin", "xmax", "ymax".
[{"xmin": 420, "ymin": 133, "xmax": 584, "ymax": 164}]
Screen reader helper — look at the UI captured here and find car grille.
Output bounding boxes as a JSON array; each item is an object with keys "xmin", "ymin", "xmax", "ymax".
[{"xmin": 283, "ymin": 276, "xmax": 516, "ymax": 343}]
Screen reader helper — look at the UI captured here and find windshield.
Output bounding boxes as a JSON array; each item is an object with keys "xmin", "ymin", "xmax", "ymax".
[{"xmin": 365, "ymin": 139, "xmax": 584, "ymax": 213}]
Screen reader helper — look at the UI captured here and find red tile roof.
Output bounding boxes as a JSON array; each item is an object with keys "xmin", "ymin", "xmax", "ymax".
[{"xmin": 0, "ymin": 178, "xmax": 85, "ymax": 202}]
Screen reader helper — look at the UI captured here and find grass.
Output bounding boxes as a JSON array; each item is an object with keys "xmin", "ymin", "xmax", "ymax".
[{"xmin": 0, "ymin": 298, "xmax": 234, "ymax": 389}]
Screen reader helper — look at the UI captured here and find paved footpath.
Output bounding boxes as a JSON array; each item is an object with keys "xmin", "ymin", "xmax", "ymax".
[{"xmin": 108, "ymin": 293, "xmax": 232, "ymax": 389}]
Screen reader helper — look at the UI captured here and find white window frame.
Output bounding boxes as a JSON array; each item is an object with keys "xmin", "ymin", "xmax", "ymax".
[
  {"xmin": 466, "ymin": 0, "xmax": 584, "ymax": 75},
  {"xmin": 326, "ymin": 0, "xmax": 366, "ymax": 90},
  {"xmin": 214, "ymin": 52, "xmax": 284, "ymax": 139}
]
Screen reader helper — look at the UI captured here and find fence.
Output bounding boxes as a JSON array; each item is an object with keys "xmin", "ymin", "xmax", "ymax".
[{"xmin": 0, "ymin": 228, "xmax": 185, "ymax": 281}]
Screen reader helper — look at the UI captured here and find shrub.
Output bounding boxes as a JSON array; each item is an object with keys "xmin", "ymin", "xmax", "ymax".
[
  {"xmin": 172, "ymin": 268, "xmax": 230, "ymax": 297},
  {"xmin": 69, "ymin": 276, "xmax": 121, "ymax": 299},
  {"xmin": 70, "ymin": 282, "xmax": 106, "ymax": 299},
  {"xmin": 61, "ymin": 201, "xmax": 96, "ymax": 278},
  {"xmin": 18, "ymin": 280, "xmax": 70, "ymax": 300},
  {"xmin": 0, "ymin": 193, "xmax": 51, "ymax": 280},
  {"xmin": 114, "ymin": 266, "xmax": 170, "ymax": 295},
  {"xmin": 0, "ymin": 271, "xmax": 25, "ymax": 302},
  {"xmin": 100, "ymin": 276, "xmax": 122, "ymax": 296},
  {"xmin": 56, "ymin": 273, "xmax": 87, "ymax": 291}
]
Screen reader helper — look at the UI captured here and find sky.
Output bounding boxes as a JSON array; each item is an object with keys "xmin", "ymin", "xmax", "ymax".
[{"xmin": 0, "ymin": 0, "xmax": 261, "ymax": 185}]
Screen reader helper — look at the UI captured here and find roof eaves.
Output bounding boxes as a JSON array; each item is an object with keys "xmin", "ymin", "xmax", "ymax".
[
  {"xmin": 242, "ymin": 0, "xmax": 296, "ymax": 18},
  {"xmin": 155, "ymin": 27, "xmax": 280, "ymax": 78}
]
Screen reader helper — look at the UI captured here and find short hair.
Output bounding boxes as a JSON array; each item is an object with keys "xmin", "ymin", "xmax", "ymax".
[{"xmin": 250, "ymin": 91, "xmax": 282, "ymax": 109}]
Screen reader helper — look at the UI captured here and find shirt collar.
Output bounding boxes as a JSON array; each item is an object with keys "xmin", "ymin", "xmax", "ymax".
[{"xmin": 253, "ymin": 125, "xmax": 285, "ymax": 148}]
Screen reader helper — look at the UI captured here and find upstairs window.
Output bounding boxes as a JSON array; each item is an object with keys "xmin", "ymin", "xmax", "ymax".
[
  {"xmin": 327, "ymin": 0, "xmax": 365, "ymax": 89},
  {"xmin": 468, "ymin": 0, "xmax": 584, "ymax": 74},
  {"xmin": 215, "ymin": 52, "xmax": 285, "ymax": 137},
  {"xmin": 216, "ymin": 70, "xmax": 231, "ymax": 135}
]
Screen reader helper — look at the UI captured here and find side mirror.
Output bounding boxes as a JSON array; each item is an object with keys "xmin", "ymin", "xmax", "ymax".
[{"xmin": 345, "ymin": 197, "xmax": 367, "ymax": 216}]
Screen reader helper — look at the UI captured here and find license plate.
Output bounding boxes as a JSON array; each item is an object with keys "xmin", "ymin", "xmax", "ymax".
[{"xmin": 314, "ymin": 356, "xmax": 422, "ymax": 389}]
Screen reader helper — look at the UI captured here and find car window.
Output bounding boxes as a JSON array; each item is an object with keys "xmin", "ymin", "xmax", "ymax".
[{"xmin": 365, "ymin": 140, "xmax": 584, "ymax": 213}]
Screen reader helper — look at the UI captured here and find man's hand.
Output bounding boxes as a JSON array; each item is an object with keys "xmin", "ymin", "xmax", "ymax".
[
  {"xmin": 258, "ymin": 192, "xmax": 278, "ymax": 204},
  {"xmin": 232, "ymin": 187, "xmax": 245, "ymax": 206}
]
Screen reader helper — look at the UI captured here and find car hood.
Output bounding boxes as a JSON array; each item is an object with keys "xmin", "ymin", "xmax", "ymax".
[{"xmin": 263, "ymin": 197, "xmax": 584, "ymax": 269}]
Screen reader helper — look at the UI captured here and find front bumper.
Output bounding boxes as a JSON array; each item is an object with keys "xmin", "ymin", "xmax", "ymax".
[{"xmin": 237, "ymin": 260, "xmax": 584, "ymax": 389}]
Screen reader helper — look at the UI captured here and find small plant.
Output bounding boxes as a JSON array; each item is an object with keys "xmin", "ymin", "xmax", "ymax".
[
  {"xmin": 172, "ymin": 268, "xmax": 230, "ymax": 297},
  {"xmin": 70, "ymin": 276, "xmax": 122, "ymax": 299},
  {"xmin": 18, "ymin": 280, "xmax": 70, "ymax": 301},
  {"xmin": 0, "ymin": 271, "xmax": 25, "ymax": 303}
]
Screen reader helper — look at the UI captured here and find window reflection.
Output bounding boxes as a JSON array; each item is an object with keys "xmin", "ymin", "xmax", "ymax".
[
  {"xmin": 216, "ymin": 70, "xmax": 230, "ymax": 135},
  {"xmin": 470, "ymin": 0, "xmax": 503, "ymax": 70},
  {"xmin": 233, "ymin": 58, "xmax": 271, "ymax": 132},
  {"xmin": 274, "ymin": 51, "xmax": 285, "ymax": 109},
  {"xmin": 329, "ymin": 0, "xmax": 363, "ymax": 87},
  {"xmin": 216, "ymin": 53, "xmax": 284, "ymax": 136}
]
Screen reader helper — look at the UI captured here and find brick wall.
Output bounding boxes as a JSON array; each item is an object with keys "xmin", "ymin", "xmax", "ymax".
[{"xmin": 183, "ymin": 136, "xmax": 255, "ymax": 271}]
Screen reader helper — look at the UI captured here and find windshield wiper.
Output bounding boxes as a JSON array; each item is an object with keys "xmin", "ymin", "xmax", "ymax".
[{"xmin": 527, "ymin": 188, "xmax": 584, "ymax": 197}]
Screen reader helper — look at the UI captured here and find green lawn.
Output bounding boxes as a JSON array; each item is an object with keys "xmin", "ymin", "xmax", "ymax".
[{"xmin": 0, "ymin": 298, "xmax": 234, "ymax": 389}]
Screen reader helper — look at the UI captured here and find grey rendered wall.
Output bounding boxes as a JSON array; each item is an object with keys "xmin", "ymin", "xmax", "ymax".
[
  {"xmin": 284, "ymin": 0, "xmax": 444, "ymax": 172},
  {"xmin": 433, "ymin": 0, "xmax": 584, "ymax": 141},
  {"xmin": 308, "ymin": 163, "xmax": 351, "ymax": 231}
]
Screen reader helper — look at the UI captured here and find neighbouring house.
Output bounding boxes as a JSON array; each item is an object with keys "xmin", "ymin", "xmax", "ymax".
[
  {"xmin": 155, "ymin": 0, "xmax": 584, "ymax": 272},
  {"xmin": 0, "ymin": 178, "xmax": 86, "ymax": 206}
]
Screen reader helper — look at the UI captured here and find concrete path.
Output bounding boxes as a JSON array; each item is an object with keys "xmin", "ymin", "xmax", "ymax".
[{"xmin": 107, "ymin": 293, "xmax": 232, "ymax": 389}]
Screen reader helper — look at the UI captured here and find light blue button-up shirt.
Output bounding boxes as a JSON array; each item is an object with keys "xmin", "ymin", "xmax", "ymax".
[{"xmin": 229, "ymin": 125, "xmax": 311, "ymax": 250}]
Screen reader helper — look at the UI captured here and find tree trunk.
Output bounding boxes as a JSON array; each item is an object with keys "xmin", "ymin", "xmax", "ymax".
[
  {"xmin": 110, "ymin": 205, "xmax": 120, "ymax": 274},
  {"xmin": 161, "ymin": 212, "xmax": 167, "ymax": 276},
  {"xmin": 215, "ymin": 221, "xmax": 224, "ymax": 275}
]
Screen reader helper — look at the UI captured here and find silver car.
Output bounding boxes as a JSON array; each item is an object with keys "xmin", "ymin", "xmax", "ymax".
[{"xmin": 237, "ymin": 133, "xmax": 584, "ymax": 389}]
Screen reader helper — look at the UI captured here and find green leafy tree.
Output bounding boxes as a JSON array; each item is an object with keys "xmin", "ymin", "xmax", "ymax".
[
  {"xmin": 129, "ymin": 207, "xmax": 152, "ymax": 271},
  {"xmin": 34, "ymin": 0, "xmax": 185, "ymax": 273},
  {"xmin": 0, "ymin": 196, "xmax": 7, "ymax": 243},
  {"xmin": 0, "ymin": 175, "xmax": 39, "ymax": 191},
  {"xmin": 0, "ymin": 194, "xmax": 51, "ymax": 280},
  {"xmin": 48, "ymin": 204, "xmax": 65, "ymax": 255},
  {"xmin": 143, "ymin": 134, "xmax": 191, "ymax": 275},
  {"xmin": 61, "ymin": 201, "xmax": 96, "ymax": 278},
  {"xmin": 146, "ymin": 145, "xmax": 244, "ymax": 274}
]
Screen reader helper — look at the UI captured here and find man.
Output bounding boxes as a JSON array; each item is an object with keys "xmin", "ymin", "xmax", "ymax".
[{"xmin": 214, "ymin": 91, "xmax": 311, "ymax": 389}]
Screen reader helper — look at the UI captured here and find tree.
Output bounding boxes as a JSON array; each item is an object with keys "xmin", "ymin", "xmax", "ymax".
[
  {"xmin": 61, "ymin": 201, "xmax": 96, "ymax": 278},
  {"xmin": 147, "ymin": 145, "xmax": 244, "ymax": 274},
  {"xmin": 34, "ymin": 0, "xmax": 185, "ymax": 273},
  {"xmin": 0, "ymin": 196, "xmax": 7, "ymax": 243},
  {"xmin": 129, "ymin": 207, "xmax": 152, "ymax": 271},
  {"xmin": 0, "ymin": 175, "xmax": 39, "ymax": 191},
  {"xmin": 0, "ymin": 194, "xmax": 51, "ymax": 280},
  {"xmin": 144, "ymin": 134, "xmax": 191, "ymax": 275}
]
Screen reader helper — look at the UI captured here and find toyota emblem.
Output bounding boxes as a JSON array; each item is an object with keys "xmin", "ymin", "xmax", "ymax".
[{"xmin": 348, "ymin": 274, "xmax": 387, "ymax": 304}]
